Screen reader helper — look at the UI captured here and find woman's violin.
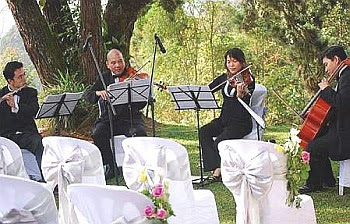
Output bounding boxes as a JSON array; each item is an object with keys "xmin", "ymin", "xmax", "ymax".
[{"xmin": 211, "ymin": 64, "xmax": 253, "ymax": 92}]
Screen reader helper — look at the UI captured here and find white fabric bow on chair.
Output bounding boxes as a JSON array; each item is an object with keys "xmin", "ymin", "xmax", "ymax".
[
  {"xmin": 43, "ymin": 145, "xmax": 84, "ymax": 224},
  {"xmin": 41, "ymin": 136, "xmax": 106, "ymax": 224},
  {"xmin": 221, "ymin": 145, "xmax": 273, "ymax": 224},
  {"xmin": 0, "ymin": 174, "xmax": 58, "ymax": 224},
  {"xmin": 0, "ymin": 208, "xmax": 38, "ymax": 224},
  {"xmin": 123, "ymin": 144, "xmax": 167, "ymax": 191}
]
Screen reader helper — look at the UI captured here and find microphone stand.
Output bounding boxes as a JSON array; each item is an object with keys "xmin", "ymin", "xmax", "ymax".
[
  {"xmin": 145, "ymin": 37, "xmax": 158, "ymax": 137},
  {"xmin": 84, "ymin": 37, "xmax": 120, "ymax": 185}
]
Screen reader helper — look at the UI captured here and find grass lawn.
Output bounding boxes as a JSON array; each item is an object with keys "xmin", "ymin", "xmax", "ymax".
[{"xmin": 108, "ymin": 123, "xmax": 350, "ymax": 223}]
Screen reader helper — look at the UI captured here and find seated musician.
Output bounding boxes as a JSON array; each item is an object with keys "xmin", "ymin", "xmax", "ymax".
[
  {"xmin": 0, "ymin": 61, "xmax": 44, "ymax": 181},
  {"xmin": 300, "ymin": 45, "xmax": 350, "ymax": 193},
  {"xmin": 200, "ymin": 47, "xmax": 255, "ymax": 182},
  {"xmin": 84, "ymin": 49, "xmax": 148, "ymax": 179}
]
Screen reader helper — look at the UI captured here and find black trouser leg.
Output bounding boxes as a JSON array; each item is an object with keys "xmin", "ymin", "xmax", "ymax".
[
  {"xmin": 92, "ymin": 120, "xmax": 114, "ymax": 166},
  {"xmin": 306, "ymin": 130, "xmax": 336, "ymax": 188}
]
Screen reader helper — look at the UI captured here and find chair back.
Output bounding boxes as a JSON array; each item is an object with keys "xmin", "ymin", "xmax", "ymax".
[
  {"xmin": 41, "ymin": 136, "xmax": 105, "ymax": 224},
  {"xmin": 68, "ymin": 184, "xmax": 152, "ymax": 224},
  {"xmin": 0, "ymin": 137, "xmax": 28, "ymax": 178},
  {"xmin": 122, "ymin": 137, "xmax": 191, "ymax": 191},
  {"xmin": 0, "ymin": 174, "xmax": 58, "ymax": 224},
  {"xmin": 244, "ymin": 84, "xmax": 267, "ymax": 140},
  {"xmin": 219, "ymin": 139, "xmax": 316, "ymax": 224}
]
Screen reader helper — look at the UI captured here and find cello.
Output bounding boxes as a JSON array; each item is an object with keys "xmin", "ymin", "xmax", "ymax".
[{"xmin": 298, "ymin": 58, "xmax": 350, "ymax": 149}]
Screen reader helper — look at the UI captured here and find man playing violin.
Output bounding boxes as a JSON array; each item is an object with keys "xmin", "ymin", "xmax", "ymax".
[
  {"xmin": 84, "ymin": 49, "xmax": 148, "ymax": 179},
  {"xmin": 300, "ymin": 45, "xmax": 350, "ymax": 193},
  {"xmin": 0, "ymin": 61, "xmax": 44, "ymax": 181},
  {"xmin": 200, "ymin": 47, "xmax": 255, "ymax": 182}
]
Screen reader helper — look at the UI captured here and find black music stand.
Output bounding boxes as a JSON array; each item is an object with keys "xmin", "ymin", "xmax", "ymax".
[
  {"xmin": 168, "ymin": 85, "xmax": 219, "ymax": 187},
  {"xmin": 35, "ymin": 92, "xmax": 83, "ymax": 134},
  {"xmin": 108, "ymin": 78, "xmax": 151, "ymax": 136}
]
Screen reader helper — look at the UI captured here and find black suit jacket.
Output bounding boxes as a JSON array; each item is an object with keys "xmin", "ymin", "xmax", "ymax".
[
  {"xmin": 320, "ymin": 66, "xmax": 350, "ymax": 160},
  {"xmin": 83, "ymin": 71, "xmax": 146, "ymax": 122},
  {"xmin": 209, "ymin": 73, "xmax": 255, "ymax": 127},
  {"xmin": 0, "ymin": 86, "xmax": 40, "ymax": 136}
]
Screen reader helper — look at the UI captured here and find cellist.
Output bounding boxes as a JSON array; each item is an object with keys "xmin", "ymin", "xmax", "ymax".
[{"xmin": 300, "ymin": 45, "xmax": 350, "ymax": 193}]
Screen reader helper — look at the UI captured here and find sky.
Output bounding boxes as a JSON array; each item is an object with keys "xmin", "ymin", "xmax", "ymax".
[{"xmin": 0, "ymin": 0, "xmax": 15, "ymax": 38}]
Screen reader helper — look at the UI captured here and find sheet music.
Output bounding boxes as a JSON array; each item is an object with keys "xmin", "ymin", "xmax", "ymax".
[
  {"xmin": 167, "ymin": 85, "xmax": 218, "ymax": 110},
  {"xmin": 108, "ymin": 78, "xmax": 151, "ymax": 106},
  {"xmin": 35, "ymin": 92, "xmax": 83, "ymax": 119}
]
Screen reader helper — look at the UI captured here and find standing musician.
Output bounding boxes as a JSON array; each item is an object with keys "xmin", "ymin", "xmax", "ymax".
[
  {"xmin": 84, "ymin": 49, "xmax": 148, "ymax": 179},
  {"xmin": 0, "ymin": 61, "xmax": 44, "ymax": 181},
  {"xmin": 300, "ymin": 45, "xmax": 350, "ymax": 193},
  {"xmin": 200, "ymin": 47, "xmax": 255, "ymax": 182}
]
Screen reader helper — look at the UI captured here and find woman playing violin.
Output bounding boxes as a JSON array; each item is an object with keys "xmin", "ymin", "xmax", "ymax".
[
  {"xmin": 300, "ymin": 45, "xmax": 350, "ymax": 193},
  {"xmin": 84, "ymin": 49, "xmax": 148, "ymax": 179},
  {"xmin": 200, "ymin": 47, "xmax": 255, "ymax": 182}
]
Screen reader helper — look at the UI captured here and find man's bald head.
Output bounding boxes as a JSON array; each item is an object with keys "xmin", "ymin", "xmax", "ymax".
[{"xmin": 106, "ymin": 49, "xmax": 126, "ymax": 75}]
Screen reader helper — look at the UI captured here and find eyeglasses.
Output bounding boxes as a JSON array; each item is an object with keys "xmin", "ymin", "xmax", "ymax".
[{"xmin": 13, "ymin": 72, "xmax": 27, "ymax": 81}]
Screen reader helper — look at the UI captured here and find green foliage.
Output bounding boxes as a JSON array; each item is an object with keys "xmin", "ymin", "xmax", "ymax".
[
  {"xmin": 40, "ymin": 70, "xmax": 95, "ymax": 134},
  {"xmin": 131, "ymin": 1, "xmax": 309, "ymax": 126}
]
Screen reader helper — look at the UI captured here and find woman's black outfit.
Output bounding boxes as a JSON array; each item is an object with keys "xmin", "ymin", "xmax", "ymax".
[{"xmin": 200, "ymin": 74, "xmax": 255, "ymax": 172}]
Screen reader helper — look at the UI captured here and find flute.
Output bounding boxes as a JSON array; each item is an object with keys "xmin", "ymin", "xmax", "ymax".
[{"xmin": 0, "ymin": 85, "xmax": 26, "ymax": 103}]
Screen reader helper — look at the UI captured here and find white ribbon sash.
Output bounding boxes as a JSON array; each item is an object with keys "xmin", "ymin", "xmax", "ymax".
[{"xmin": 221, "ymin": 145, "xmax": 273, "ymax": 224}]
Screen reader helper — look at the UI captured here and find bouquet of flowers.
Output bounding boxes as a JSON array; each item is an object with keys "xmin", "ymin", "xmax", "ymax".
[
  {"xmin": 139, "ymin": 170, "xmax": 175, "ymax": 223},
  {"xmin": 275, "ymin": 128, "xmax": 310, "ymax": 208}
]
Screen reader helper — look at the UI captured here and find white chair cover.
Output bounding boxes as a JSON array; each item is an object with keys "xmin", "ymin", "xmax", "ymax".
[
  {"xmin": 244, "ymin": 84, "xmax": 267, "ymax": 140},
  {"xmin": 0, "ymin": 137, "xmax": 29, "ymax": 179},
  {"xmin": 0, "ymin": 174, "xmax": 58, "ymax": 224},
  {"xmin": 67, "ymin": 183, "xmax": 152, "ymax": 224},
  {"xmin": 122, "ymin": 137, "xmax": 219, "ymax": 224},
  {"xmin": 219, "ymin": 139, "xmax": 317, "ymax": 224},
  {"xmin": 339, "ymin": 159, "xmax": 350, "ymax": 195},
  {"xmin": 41, "ymin": 136, "xmax": 106, "ymax": 224}
]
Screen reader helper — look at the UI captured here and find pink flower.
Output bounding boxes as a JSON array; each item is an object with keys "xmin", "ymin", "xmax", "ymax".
[
  {"xmin": 144, "ymin": 205, "xmax": 154, "ymax": 217},
  {"xmin": 152, "ymin": 184, "xmax": 164, "ymax": 198},
  {"xmin": 156, "ymin": 208, "xmax": 167, "ymax": 220},
  {"xmin": 301, "ymin": 151, "xmax": 310, "ymax": 164}
]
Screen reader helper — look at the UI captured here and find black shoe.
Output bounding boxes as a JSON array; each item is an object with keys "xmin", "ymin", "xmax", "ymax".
[
  {"xmin": 208, "ymin": 175, "xmax": 222, "ymax": 183},
  {"xmin": 299, "ymin": 184, "xmax": 323, "ymax": 194}
]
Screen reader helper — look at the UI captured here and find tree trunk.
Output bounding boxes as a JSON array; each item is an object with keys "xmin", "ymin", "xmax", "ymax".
[
  {"xmin": 6, "ymin": 0, "xmax": 66, "ymax": 86},
  {"xmin": 43, "ymin": 0, "xmax": 81, "ymax": 75},
  {"xmin": 81, "ymin": 0, "xmax": 105, "ymax": 85},
  {"xmin": 104, "ymin": 0, "xmax": 150, "ymax": 60}
]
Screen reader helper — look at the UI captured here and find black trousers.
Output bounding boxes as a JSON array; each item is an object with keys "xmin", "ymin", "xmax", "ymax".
[
  {"xmin": 4, "ymin": 132, "xmax": 44, "ymax": 173},
  {"xmin": 306, "ymin": 127, "xmax": 337, "ymax": 187},
  {"xmin": 92, "ymin": 117, "xmax": 147, "ymax": 166},
  {"xmin": 199, "ymin": 118, "xmax": 251, "ymax": 172}
]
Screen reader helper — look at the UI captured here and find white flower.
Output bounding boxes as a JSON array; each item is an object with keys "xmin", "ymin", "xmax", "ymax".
[{"xmin": 290, "ymin": 128, "xmax": 300, "ymax": 137}]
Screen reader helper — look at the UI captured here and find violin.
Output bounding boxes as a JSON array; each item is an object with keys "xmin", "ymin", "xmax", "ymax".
[
  {"xmin": 119, "ymin": 66, "xmax": 148, "ymax": 82},
  {"xmin": 211, "ymin": 64, "xmax": 253, "ymax": 92},
  {"xmin": 120, "ymin": 66, "xmax": 167, "ymax": 91}
]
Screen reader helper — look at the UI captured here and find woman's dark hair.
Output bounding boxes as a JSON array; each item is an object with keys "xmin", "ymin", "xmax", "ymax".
[
  {"xmin": 224, "ymin": 48, "xmax": 246, "ymax": 70},
  {"xmin": 321, "ymin": 45, "xmax": 347, "ymax": 61},
  {"xmin": 3, "ymin": 61, "xmax": 23, "ymax": 81}
]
